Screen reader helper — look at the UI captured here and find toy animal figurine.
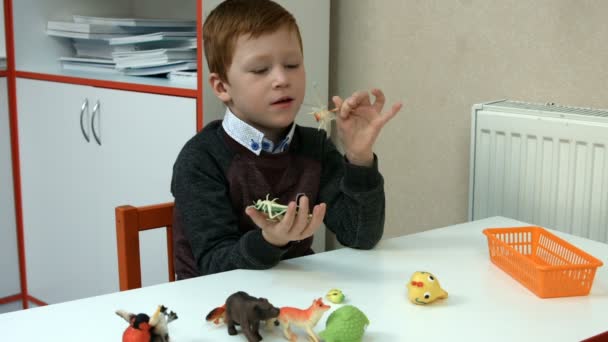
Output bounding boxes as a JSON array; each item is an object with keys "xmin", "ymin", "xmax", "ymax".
[
  {"xmin": 325, "ymin": 288, "xmax": 345, "ymax": 304},
  {"xmin": 248, "ymin": 194, "xmax": 312, "ymax": 222},
  {"xmin": 310, "ymin": 106, "xmax": 338, "ymax": 132},
  {"xmin": 205, "ymin": 291, "xmax": 280, "ymax": 342},
  {"xmin": 306, "ymin": 82, "xmax": 338, "ymax": 134},
  {"xmin": 275, "ymin": 298, "xmax": 330, "ymax": 342},
  {"xmin": 206, "ymin": 304, "xmax": 226, "ymax": 325},
  {"xmin": 318, "ymin": 305, "xmax": 369, "ymax": 342},
  {"xmin": 116, "ymin": 305, "xmax": 178, "ymax": 342},
  {"xmin": 407, "ymin": 271, "xmax": 448, "ymax": 305}
]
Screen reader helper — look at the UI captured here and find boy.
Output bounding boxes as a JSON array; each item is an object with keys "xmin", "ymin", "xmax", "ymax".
[{"xmin": 171, "ymin": 0, "xmax": 402, "ymax": 279}]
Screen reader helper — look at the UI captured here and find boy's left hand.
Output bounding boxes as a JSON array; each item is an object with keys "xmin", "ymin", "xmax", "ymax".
[{"xmin": 332, "ymin": 89, "xmax": 402, "ymax": 167}]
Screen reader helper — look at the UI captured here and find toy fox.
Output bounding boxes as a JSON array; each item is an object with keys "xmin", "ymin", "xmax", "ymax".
[
  {"xmin": 206, "ymin": 304, "xmax": 226, "ymax": 325},
  {"xmin": 275, "ymin": 298, "xmax": 330, "ymax": 342}
]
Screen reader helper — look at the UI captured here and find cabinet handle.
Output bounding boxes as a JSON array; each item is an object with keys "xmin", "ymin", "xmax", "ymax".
[
  {"xmin": 79, "ymin": 99, "xmax": 90, "ymax": 142},
  {"xmin": 91, "ymin": 100, "xmax": 101, "ymax": 146}
]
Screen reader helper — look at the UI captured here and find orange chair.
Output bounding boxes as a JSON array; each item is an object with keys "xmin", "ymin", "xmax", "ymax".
[{"xmin": 115, "ymin": 202, "xmax": 175, "ymax": 291}]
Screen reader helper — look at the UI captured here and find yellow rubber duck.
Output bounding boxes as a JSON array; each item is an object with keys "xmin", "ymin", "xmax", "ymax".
[{"xmin": 407, "ymin": 271, "xmax": 448, "ymax": 305}]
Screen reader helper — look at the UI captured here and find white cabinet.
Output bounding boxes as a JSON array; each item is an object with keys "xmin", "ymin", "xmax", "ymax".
[
  {"xmin": 0, "ymin": 78, "xmax": 21, "ymax": 313},
  {"xmin": 17, "ymin": 78, "xmax": 195, "ymax": 304}
]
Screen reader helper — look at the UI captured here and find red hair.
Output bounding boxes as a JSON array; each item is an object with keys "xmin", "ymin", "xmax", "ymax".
[{"xmin": 203, "ymin": 0, "xmax": 303, "ymax": 82}]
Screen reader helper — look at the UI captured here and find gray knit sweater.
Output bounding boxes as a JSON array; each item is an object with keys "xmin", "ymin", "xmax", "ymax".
[{"xmin": 170, "ymin": 120, "xmax": 385, "ymax": 279}]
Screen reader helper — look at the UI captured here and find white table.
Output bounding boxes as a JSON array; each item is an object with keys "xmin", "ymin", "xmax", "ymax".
[{"xmin": 1, "ymin": 216, "xmax": 607, "ymax": 341}]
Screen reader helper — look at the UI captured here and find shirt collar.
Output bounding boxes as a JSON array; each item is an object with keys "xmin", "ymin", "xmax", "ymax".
[{"xmin": 222, "ymin": 107, "xmax": 295, "ymax": 155}]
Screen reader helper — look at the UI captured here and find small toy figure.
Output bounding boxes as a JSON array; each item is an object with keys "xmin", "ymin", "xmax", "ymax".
[
  {"xmin": 206, "ymin": 291, "xmax": 280, "ymax": 342},
  {"xmin": 310, "ymin": 106, "xmax": 338, "ymax": 132},
  {"xmin": 248, "ymin": 194, "xmax": 312, "ymax": 222},
  {"xmin": 116, "ymin": 305, "xmax": 178, "ymax": 342},
  {"xmin": 406, "ymin": 271, "xmax": 448, "ymax": 305},
  {"xmin": 318, "ymin": 305, "xmax": 369, "ymax": 342},
  {"xmin": 325, "ymin": 288, "xmax": 345, "ymax": 304},
  {"xmin": 306, "ymin": 82, "xmax": 338, "ymax": 134},
  {"xmin": 275, "ymin": 298, "xmax": 330, "ymax": 342},
  {"xmin": 206, "ymin": 304, "xmax": 227, "ymax": 325}
]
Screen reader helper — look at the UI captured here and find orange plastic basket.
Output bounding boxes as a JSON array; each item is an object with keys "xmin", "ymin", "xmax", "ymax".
[{"xmin": 483, "ymin": 226, "xmax": 603, "ymax": 298}]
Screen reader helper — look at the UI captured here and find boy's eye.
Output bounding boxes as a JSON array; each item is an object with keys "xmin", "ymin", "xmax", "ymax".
[
  {"xmin": 285, "ymin": 64, "xmax": 300, "ymax": 69},
  {"xmin": 251, "ymin": 68, "xmax": 268, "ymax": 74}
]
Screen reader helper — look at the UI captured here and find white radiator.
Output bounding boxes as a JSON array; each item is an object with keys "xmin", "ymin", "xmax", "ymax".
[{"xmin": 469, "ymin": 100, "xmax": 608, "ymax": 243}]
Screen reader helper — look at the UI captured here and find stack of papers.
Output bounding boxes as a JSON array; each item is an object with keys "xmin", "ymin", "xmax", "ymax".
[
  {"xmin": 113, "ymin": 48, "xmax": 196, "ymax": 68},
  {"xmin": 108, "ymin": 31, "xmax": 196, "ymax": 45},
  {"xmin": 48, "ymin": 15, "xmax": 198, "ymax": 77},
  {"xmin": 167, "ymin": 70, "xmax": 197, "ymax": 85},
  {"xmin": 59, "ymin": 57, "xmax": 119, "ymax": 75},
  {"xmin": 124, "ymin": 61, "xmax": 197, "ymax": 76},
  {"xmin": 73, "ymin": 15, "xmax": 196, "ymax": 27}
]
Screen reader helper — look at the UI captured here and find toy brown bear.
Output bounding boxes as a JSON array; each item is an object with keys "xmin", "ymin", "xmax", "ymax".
[{"xmin": 206, "ymin": 291, "xmax": 280, "ymax": 342}]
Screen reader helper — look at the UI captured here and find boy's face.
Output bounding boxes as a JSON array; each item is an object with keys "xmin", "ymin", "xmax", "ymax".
[{"xmin": 210, "ymin": 26, "xmax": 305, "ymax": 139}]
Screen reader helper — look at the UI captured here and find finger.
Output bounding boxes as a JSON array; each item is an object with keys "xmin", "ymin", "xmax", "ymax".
[
  {"xmin": 278, "ymin": 201, "xmax": 298, "ymax": 234},
  {"xmin": 370, "ymin": 88, "xmax": 386, "ymax": 114},
  {"xmin": 292, "ymin": 196, "xmax": 310, "ymax": 236},
  {"xmin": 246, "ymin": 206, "xmax": 270, "ymax": 229},
  {"xmin": 378, "ymin": 102, "xmax": 403, "ymax": 126},
  {"xmin": 331, "ymin": 96, "xmax": 343, "ymax": 111},
  {"xmin": 339, "ymin": 91, "xmax": 368, "ymax": 118},
  {"xmin": 353, "ymin": 90, "xmax": 371, "ymax": 107},
  {"xmin": 299, "ymin": 203, "xmax": 326, "ymax": 239}
]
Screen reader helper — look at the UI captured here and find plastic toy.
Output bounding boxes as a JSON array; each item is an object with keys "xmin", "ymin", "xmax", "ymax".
[
  {"xmin": 406, "ymin": 271, "xmax": 448, "ymax": 305},
  {"xmin": 306, "ymin": 82, "xmax": 338, "ymax": 133},
  {"xmin": 116, "ymin": 305, "xmax": 178, "ymax": 342},
  {"xmin": 310, "ymin": 105, "xmax": 338, "ymax": 132},
  {"xmin": 318, "ymin": 305, "xmax": 369, "ymax": 342},
  {"xmin": 248, "ymin": 194, "xmax": 311, "ymax": 222},
  {"xmin": 275, "ymin": 298, "xmax": 330, "ymax": 342},
  {"xmin": 205, "ymin": 291, "xmax": 280, "ymax": 342},
  {"xmin": 248, "ymin": 195, "xmax": 290, "ymax": 222},
  {"xmin": 206, "ymin": 304, "xmax": 226, "ymax": 325},
  {"xmin": 325, "ymin": 288, "xmax": 345, "ymax": 304}
]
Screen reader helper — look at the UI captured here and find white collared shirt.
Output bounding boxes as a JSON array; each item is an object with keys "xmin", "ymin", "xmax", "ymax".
[{"xmin": 222, "ymin": 107, "xmax": 295, "ymax": 155}]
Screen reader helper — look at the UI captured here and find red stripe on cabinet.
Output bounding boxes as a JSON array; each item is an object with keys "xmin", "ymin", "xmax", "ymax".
[
  {"xmin": 0, "ymin": 293, "xmax": 22, "ymax": 305},
  {"xmin": 197, "ymin": 0, "xmax": 204, "ymax": 131},
  {"xmin": 4, "ymin": 0, "xmax": 30, "ymax": 310},
  {"xmin": 27, "ymin": 295, "xmax": 48, "ymax": 307}
]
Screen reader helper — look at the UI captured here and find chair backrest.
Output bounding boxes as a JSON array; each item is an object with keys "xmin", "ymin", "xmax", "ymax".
[{"xmin": 115, "ymin": 202, "xmax": 175, "ymax": 291}]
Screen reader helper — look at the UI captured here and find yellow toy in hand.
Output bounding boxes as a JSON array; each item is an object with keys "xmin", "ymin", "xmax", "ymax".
[{"xmin": 407, "ymin": 271, "xmax": 448, "ymax": 305}]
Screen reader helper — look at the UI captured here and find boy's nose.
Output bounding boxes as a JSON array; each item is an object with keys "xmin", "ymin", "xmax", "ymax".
[{"xmin": 271, "ymin": 68, "xmax": 289, "ymax": 88}]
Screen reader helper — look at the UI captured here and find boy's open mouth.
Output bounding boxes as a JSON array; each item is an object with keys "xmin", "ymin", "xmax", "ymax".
[{"xmin": 271, "ymin": 96, "xmax": 294, "ymax": 105}]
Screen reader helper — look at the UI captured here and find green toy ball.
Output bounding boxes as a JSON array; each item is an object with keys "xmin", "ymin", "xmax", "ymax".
[
  {"xmin": 325, "ymin": 288, "xmax": 345, "ymax": 304},
  {"xmin": 318, "ymin": 305, "xmax": 369, "ymax": 342}
]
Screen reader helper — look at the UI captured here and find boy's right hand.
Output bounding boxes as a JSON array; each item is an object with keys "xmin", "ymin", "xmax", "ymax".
[{"xmin": 245, "ymin": 196, "xmax": 326, "ymax": 247}]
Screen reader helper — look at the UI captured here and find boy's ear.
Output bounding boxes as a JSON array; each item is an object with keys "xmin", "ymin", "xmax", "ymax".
[{"xmin": 209, "ymin": 72, "xmax": 231, "ymax": 103}]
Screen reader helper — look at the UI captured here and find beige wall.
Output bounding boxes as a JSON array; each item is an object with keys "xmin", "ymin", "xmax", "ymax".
[{"xmin": 328, "ymin": 0, "xmax": 608, "ymax": 240}]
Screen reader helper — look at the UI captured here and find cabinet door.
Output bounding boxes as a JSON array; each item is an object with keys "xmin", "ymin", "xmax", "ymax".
[
  {"xmin": 17, "ymin": 79, "xmax": 196, "ymax": 304},
  {"xmin": 93, "ymin": 87, "xmax": 196, "ymax": 288},
  {"xmin": 17, "ymin": 79, "xmax": 100, "ymax": 304},
  {"xmin": 1, "ymin": 78, "xmax": 21, "ymax": 313}
]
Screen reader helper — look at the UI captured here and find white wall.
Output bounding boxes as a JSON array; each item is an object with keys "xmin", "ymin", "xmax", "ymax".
[{"xmin": 330, "ymin": 0, "xmax": 608, "ymax": 238}]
